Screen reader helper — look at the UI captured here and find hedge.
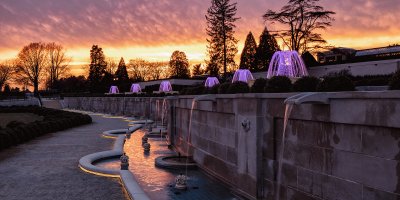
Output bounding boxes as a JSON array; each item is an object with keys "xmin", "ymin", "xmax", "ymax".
[{"xmin": 0, "ymin": 106, "xmax": 92, "ymax": 151}]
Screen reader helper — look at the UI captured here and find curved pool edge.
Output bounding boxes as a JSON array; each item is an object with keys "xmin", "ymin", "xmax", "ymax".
[
  {"xmin": 78, "ymin": 132, "xmax": 151, "ymax": 200},
  {"xmin": 102, "ymin": 124, "xmax": 143, "ymax": 138}
]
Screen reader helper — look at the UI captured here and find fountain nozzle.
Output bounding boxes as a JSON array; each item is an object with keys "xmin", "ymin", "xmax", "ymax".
[{"xmin": 175, "ymin": 173, "xmax": 188, "ymax": 190}]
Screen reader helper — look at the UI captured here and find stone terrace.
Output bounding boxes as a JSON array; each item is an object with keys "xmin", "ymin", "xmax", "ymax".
[{"xmin": 0, "ymin": 114, "xmax": 129, "ymax": 200}]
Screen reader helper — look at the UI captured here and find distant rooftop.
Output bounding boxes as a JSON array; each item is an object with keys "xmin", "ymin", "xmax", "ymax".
[{"xmin": 356, "ymin": 45, "xmax": 400, "ymax": 57}]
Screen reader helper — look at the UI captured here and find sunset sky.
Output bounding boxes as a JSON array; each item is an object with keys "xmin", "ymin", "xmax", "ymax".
[{"xmin": 1, "ymin": 0, "xmax": 399, "ymax": 75}]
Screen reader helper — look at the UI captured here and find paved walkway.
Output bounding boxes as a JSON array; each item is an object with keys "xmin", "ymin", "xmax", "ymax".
[{"xmin": 0, "ymin": 114, "xmax": 129, "ymax": 200}]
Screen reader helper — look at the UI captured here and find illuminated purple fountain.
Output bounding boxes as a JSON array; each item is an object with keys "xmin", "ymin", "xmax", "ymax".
[
  {"xmin": 130, "ymin": 84, "xmax": 142, "ymax": 93},
  {"xmin": 232, "ymin": 69, "xmax": 254, "ymax": 83},
  {"xmin": 204, "ymin": 77, "xmax": 220, "ymax": 88},
  {"xmin": 109, "ymin": 86, "xmax": 119, "ymax": 94},
  {"xmin": 159, "ymin": 81, "xmax": 172, "ymax": 92},
  {"xmin": 267, "ymin": 50, "xmax": 308, "ymax": 79}
]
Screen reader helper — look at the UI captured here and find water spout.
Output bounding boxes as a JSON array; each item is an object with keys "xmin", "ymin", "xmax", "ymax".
[{"xmin": 275, "ymin": 104, "xmax": 293, "ymax": 200}]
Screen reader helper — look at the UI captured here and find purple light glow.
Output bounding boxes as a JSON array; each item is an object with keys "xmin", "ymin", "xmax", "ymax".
[
  {"xmin": 267, "ymin": 51, "xmax": 308, "ymax": 78},
  {"xmin": 159, "ymin": 81, "xmax": 172, "ymax": 92},
  {"xmin": 205, "ymin": 77, "xmax": 220, "ymax": 88},
  {"xmin": 232, "ymin": 69, "xmax": 254, "ymax": 83},
  {"xmin": 130, "ymin": 84, "xmax": 142, "ymax": 93},
  {"xmin": 109, "ymin": 86, "xmax": 119, "ymax": 94}
]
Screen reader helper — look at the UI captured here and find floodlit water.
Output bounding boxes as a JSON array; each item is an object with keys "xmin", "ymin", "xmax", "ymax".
[
  {"xmin": 267, "ymin": 50, "xmax": 308, "ymax": 78},
  {"xmin": 119, "ymin": 130, "xmax": 238, "ymax": 200},
  {"xmin": 275, "ymin": 104, "xmax": 294, "ymax": 200}
]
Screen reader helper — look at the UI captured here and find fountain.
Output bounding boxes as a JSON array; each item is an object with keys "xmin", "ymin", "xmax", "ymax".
[
  {"xmin": 232, "ymin": 69, "xmax": 254, "ymax": 83},
  {"xmin": 120, "ymin": 153, "xmax": 129, "ymax": 170},
  {"xmin": 159, "ymin": 81, "xmax": 173, "ymax": 92},
  {"xmin": 175, "ymin": 173, "xmax": 188, "ymax": 190},
  {"xmin": 267, "ymin": 50, "xmax": 308, "ymax": 79},
  {"xmin": 204, "ymin": 77, "xmax": 220, "ymax": 88},
  {"xmin": 109, "ymin": 86, "xmax": 119, "ymax": 94},
  {"xmin": 130, "ymin": 84, "xmax": 142, "ymax": 93}
]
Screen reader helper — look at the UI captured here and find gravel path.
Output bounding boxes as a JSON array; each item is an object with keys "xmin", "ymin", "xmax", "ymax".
[{"xmin": 0, "ymin": 114, "xmax": 129, "ymax": 200}]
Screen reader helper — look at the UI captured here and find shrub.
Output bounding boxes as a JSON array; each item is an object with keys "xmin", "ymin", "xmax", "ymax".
[
  {"xmin": 293, "ymin": 76, "xmax": 321, "ymax": 92},
  {"xmin": 251, "ymin": 78, "xmax": 268, "ymax": 93},
  {"xmin": 0, "ymin": 106, "xmax": 92, "ymax": 151},
  {"xmin": 6, "ymin": 121, "xmax": 25, "ymax": 129},
  {"xmin": 204, "ymin": 84, "xmax": 220, "ymax": 94},
  {"xmin": 317, "ymin": 76, "xmax": 355, "ymax": 92},
  {"xmin": 353, "ymin": 74, "xmax": 391, "ymax": 86},
  {"xmin": 218, "ymin": 83, "xmax": 231, "ymax": 94},
  {"xmin": 265, "ymin": 76, "xmax": 293, "ymax": 93},
  {"xmin": 185, "ymin": 85, "xmax": 206, "ymax": 95},
  {"xmin": 389, "ymin": 70, "xmax": 400, "ymax": 90},
  {"xmin": 227, "ymin": 81, "xmax": 250, "ymax": 94}
]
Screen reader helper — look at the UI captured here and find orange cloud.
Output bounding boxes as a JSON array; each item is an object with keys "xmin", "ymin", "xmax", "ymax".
[{"xmin": 0, "ymin": 0, "xmax": 399, "ymax": 75}]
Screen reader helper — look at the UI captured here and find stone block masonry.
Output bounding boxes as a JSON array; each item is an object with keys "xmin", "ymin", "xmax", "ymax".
[{"xmin": 64, "ymin": 91, "xmax": 400, "ymax": 200}]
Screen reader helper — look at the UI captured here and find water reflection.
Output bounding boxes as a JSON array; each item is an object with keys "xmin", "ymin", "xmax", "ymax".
[{"xmin": 124, "ymin": 130, "xmax": 238, "ymax": 200}]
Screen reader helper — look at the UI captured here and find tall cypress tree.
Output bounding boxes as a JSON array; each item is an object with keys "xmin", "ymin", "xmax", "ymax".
[
  {"xmin": 88, "ymin": 45, "xmax": 107, "ymax": 92},
  {"xmin": 115, "ymin": 57, "xmax": 129, "ymax": 91},
  {"xmin": 239, "ymin": 32, "xmax": 257, "ymax": 70},
  {"xmin": 206, "ymin": 0, "xmax": 239, "ymax": 78},
  {"xmin": 255, "ymin": 27, "xmax": 280, "ymax": 71}
]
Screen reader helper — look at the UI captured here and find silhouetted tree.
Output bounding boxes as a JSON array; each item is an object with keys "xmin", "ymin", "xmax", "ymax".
[
  {"xmin": 128, "ymin": 59, "xmax": 147, "ymax": 82},
  {"xmin": 15, "ymin": 42, "xmax": 48, "ymax": 96},
  {"xmin": 46, "ymin": 42, "xmax": 70, "ymax": 89},
  {"xmin": 87, "ymin": 45, "xmax": 107, "ymax": 92},
  {"xmin": 255, "ymin": 27, "xmax": 280, "ymax": 71},
  {"xmin": 239, "ymin": 32, "xmax": 257, "ymax": 70},
  {"xmin": 0, "ymin": 60, "xmax": 14, "ymax": 91},
  {"xmin": 3, "ymin": 84, "xmax": 10, "ymax": 93},
  {"xmin": 263, "ymin": 0, "xmax": 335, "ymax": 53},
  {"xmin": 206, "ymin": 0, "xmax": 239, "ymax": 78},
  {"xmin": 169, "ymin": 51, "xmax": 190, "ymax": 78},
  {"xmin": 192, "ymin": 64, "xmax": 204, "ymax": 76},
  {"xmin": 106, "ymin": 58, "xmax": 118, "ymax": 75},
  {"xmin": 53, "ymin": 75, "xmax": 87, "ymax": 93},
  {"xmin": 302, "ymin": 51, "xmax": 319, "ymax": 67},
  {"xmin": 114, "ymin": 57, "xmax": 129, "ymax": 92},
  {"xmin": 148, "ymin": 62, "xmax": 169, "ymax": 80}
]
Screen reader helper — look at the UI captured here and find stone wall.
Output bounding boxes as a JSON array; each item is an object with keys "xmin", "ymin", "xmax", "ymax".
[{"xmin": 64, "ymin": 91, "xmax": 400, "ymax": 200}]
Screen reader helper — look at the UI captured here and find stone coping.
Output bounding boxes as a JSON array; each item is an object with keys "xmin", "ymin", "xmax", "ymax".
[
  {"xmin": 175, "ymin": 90, "xmax": 400, "ymax": 100},
  {"xmin": 78, "ymin": 135, "xmax": 125, "ymax": 177},
  {"xmin": 155, "ymin": 155, "xmax": 197, "ymax": 170},
  {"xmin": 102, "ymin": 125, "xmax": 143, "ymax": 138},
  {"xmin": 128, "ymin": 120, "xmax": 154, "ymax": 125},
  {"xmin": 79, "ymin": 131, "xmax": 150, "ymax": 200}
]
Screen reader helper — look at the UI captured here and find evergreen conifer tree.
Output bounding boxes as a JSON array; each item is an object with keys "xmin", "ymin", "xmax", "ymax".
[
  {"xmin": 88, "ymin": 45, "xmax": 107, "ymax": 92},
  {"xmin": 239, "ymin": 32, "xmax": 257, "ymax": 70},
  {"xmin": 254, "ymin": 27, "xmax": 280, "ymax": 71},
  {"xmin": 115, "ymin": 57, "xmax": 129, "ymax": 91},
  {"xmin": 206, "ymin": 0, "xmax": 239, "ymax": 78}
]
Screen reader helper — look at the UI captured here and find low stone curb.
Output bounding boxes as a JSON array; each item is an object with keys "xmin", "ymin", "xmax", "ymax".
[
  {"xmin": 102, "ymin": 124, "xmax": 143, "ymax": 138},
  {"xmin": 79, "ymin": 127, "xmax": 151, "ymax": 200},
  {"xmin": 120, "ymin": 170, "xmax": 150, "ymax": 200},
  {"xmin": 78, "ymin": 135, "xmax": 125, "ymax": 177},
  {"xmin": 155, "ymin": 156, "xmax": 197, "ymax": 170},
  {"xmin": 128, "ymin": 119, "xmax": 154, "ymax": 125}
]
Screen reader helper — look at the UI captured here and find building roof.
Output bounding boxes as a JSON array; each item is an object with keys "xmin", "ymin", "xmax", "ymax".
[{"xmin": 356, "ymin": 45, "xmax": 400, "ymax": 57}]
